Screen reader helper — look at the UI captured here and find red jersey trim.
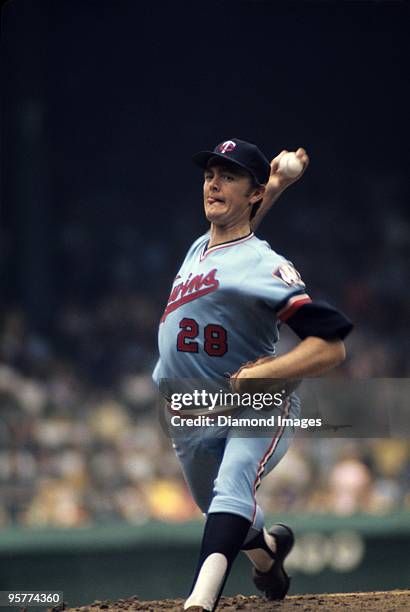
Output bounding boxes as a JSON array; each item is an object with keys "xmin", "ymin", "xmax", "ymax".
[
  {"xmin": 200, "ymin": 232, "xmax": 254, "ymax": 261},
  {"xmin": 278, "ymin": 294, "xmax": 312, "ymax": 322}
]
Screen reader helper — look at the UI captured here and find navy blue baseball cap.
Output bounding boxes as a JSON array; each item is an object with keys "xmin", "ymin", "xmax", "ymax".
[{"xmin": 193, "ymin": 138, "xmax": 271, "ymax": 185}]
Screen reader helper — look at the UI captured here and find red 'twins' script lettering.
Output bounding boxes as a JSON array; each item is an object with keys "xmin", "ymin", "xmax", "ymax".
[{"xmin": 160, "ymin": 268, "xmax": 219, "ymax": 322}]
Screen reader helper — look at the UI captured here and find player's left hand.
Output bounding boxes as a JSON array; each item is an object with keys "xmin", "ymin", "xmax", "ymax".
[{"xmin": 264, "ymin": 148, "xmax": 309, "ymax": 202}]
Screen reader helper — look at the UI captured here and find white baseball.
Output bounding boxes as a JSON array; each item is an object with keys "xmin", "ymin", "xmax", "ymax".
[{"xmin": 278, "ymin": 152, "xmax": 304, "ymax": 178}]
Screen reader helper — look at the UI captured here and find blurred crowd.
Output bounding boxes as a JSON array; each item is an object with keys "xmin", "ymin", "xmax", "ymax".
[
  {"xmin": 2, "ymin": 0, "xmax": 409, "ymax": 531},
  {"xmin": 0, "ymin": 283, "xmax": 409, "ymax": 528},
  {"xmin": 1, "ymin": 164, "xmax": 409, "ymax": 528}
]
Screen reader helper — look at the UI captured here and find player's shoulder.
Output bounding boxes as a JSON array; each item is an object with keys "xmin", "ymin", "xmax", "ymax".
[
  {"xmin": 245, "ymin": 234, "xmax": 288, "ymax": 266},
  {"xmin": 246, "ymin": 235, "xmax": 305, "ymax": 284}
]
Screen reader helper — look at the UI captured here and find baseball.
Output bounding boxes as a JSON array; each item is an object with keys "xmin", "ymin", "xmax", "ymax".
[{"xmin": 278, "ymin": 152, "xmax": 304, "ymax": 178}]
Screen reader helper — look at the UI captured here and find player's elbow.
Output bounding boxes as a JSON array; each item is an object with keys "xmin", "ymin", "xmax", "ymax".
[
  {"xmin": 303, "ymin": 336, "xmax": 347, "ymax": 374},
  {"xmin": 326, "ymin": 338, "xmax": 346, "ymax": 367}
]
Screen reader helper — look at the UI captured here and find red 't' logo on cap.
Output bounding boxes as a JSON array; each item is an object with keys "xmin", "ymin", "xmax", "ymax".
[{"xmin": 218, "ymin": 140, "xmax": 236, "ymax": 154}]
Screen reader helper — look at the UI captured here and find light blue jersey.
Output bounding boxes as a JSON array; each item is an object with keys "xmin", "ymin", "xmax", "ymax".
[
  {"xmin": 153, "ymin": 231, "xmax": 309, "ymax": 533},
  {"xmin": 153, "ymin": 232, "xmax": 310, "ymax": 384}
]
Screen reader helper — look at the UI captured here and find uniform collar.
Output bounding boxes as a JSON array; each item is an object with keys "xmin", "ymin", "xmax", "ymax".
[{"xmin": 200, "ymin": 232, "xmax": 254, "ymax": 261}]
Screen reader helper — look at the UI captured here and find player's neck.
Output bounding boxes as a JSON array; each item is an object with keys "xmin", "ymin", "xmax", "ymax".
[{"xmin": 208, "ymin": 222, "xmax": 252, "ymax": 248}]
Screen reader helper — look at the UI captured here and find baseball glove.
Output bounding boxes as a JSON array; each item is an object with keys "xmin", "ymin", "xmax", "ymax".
[{"xmin": 230, "ymin": 355, "xmax": 301, "ymax": 399}]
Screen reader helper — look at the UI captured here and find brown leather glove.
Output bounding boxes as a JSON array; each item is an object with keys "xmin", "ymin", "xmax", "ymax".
[{"xmin": 230, "ymin": 355, "xmax": 300, "ymax": 400}]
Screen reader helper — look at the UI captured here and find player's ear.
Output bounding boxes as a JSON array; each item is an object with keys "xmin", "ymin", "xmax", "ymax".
[{"xmin": 249, "ymin": 185, "xmax": 265, "ymax": 204}]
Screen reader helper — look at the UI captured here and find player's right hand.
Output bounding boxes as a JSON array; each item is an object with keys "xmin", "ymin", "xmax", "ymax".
[{"xmin": 265, "ymin": 148, "xmax": 309, "ymax": 201}]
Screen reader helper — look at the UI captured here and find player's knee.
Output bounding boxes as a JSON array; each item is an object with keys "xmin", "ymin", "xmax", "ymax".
[{"xmin": 222, "ymin": 448, "xmax": 257, "ymax": 478}]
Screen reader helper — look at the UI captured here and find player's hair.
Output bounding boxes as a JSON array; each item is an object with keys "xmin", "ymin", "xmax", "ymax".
[
  {"xmin": 250, "ymin": 201, "xmax": 262, "ymax": 220},
  {"xmin": 248, "ymin": 176, "xmax": 264, "ymax": 220}
]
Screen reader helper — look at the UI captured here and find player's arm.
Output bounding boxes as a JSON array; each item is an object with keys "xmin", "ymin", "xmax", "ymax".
[
  {"xmin": 235, "ymin": 336, "xmax": 345, "ymax": 382},
  {"xmin": 232, "ymin": 300, "xmax": 352, "ymax": 384},
  {"xmin": 251, "ymin": 148, "xmax": 309, "ymax": 232}
]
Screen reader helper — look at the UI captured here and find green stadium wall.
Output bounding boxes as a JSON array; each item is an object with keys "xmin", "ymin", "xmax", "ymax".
[{"xmin": 1, "ymin": 513, "xmax": 409, "ymax": 607}]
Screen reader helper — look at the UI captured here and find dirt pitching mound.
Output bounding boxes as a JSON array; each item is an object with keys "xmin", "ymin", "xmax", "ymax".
[{"xmin": 59, "ymin": 589, "xmax": 410, "ymax": 611}]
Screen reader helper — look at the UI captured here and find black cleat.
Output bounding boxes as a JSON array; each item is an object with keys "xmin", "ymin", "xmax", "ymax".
[{"xmin": 252, "ymin": 523, "xmax": 294, "ymax": 600}]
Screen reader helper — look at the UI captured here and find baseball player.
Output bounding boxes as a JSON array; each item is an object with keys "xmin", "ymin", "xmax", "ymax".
[{"xmin": 152, "ymin": 138, "xmax": 353, "ymax": 612}]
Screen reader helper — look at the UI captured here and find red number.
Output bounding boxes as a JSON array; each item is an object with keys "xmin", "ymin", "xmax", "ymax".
[
  {"xmin": 177, "ymin": 319, "xmax": 228, "ymax": 356},
  {"xmin": 177, "ymin": 318, "xmax": 199, "ymax": 353},
  {"xmin": 204, "ymin": 324, "xmax": 228, "ymax": 357}
]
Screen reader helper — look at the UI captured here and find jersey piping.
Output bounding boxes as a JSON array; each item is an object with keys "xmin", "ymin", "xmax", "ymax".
[{"xmin": 200, "ymin": 232, "xmax": 255, "ymax": 261}]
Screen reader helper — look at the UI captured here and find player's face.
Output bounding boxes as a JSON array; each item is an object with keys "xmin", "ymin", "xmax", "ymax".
[{"xmin": 203, "ymin": 163, "xmax": 264, "ymax": 227}]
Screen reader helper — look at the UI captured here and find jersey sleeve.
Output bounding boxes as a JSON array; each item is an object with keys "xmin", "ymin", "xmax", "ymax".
[
  {"xmin": 246, "ymin": 251, "xmax": 311, "ymax": 319},
  {"xmin": 247, "ymin": 251, "xmax": 353, "ymax": 341}
]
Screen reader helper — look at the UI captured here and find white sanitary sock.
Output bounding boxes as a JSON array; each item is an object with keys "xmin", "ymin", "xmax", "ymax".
[
  {"xmin": 243, "ymin": 528, "xmax": 277, "ymax": 572},
  {"xmin": 184, "ymin": 552, "xmax": 228, "ymax": 611}
]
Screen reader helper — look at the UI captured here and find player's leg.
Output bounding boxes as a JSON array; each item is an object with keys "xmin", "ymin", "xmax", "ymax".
[
  {"xmin": 243, "ymin": 523, "xmax": 295, "ymax": 600},
  {"xmin": 175, "ymin": 430, "xmax": 251, "ymax": 611},
  {"xmin": 240, "ymin": 396, "xmax": 300, "ymax": 599},
  {"xmin": 210, "ymin": 398, "xmax": 297, "ymax": 523},
  {"xmin": 184, "ymin": 511, "xmax": 251, "ymax": 611},
  {"xmin": 239, "ymin": 436, "xmax": 293, "ymax": 573},
  {"xmin": 172, "ymin": 433, "xmax": 225, "ymax": 514},
  {"xmin": 173, "ymin": 437, "xmax": 241, "ymax": 611},
  {"xmin": 185, "ymin": 413, "xmax": 294, "ymax": 611},
  {"xmin": 169, "ymin": 418, "xmax": 234, "ymax": 611}
]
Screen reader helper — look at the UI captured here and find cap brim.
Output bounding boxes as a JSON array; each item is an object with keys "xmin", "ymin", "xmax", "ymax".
[
  {"xmin": 192, "ymin": 151, "xmax": 260, "ymax": 183},
  {"xmin": 192, "ymin": 151, "xmax": 222, "ymax": 168}
]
